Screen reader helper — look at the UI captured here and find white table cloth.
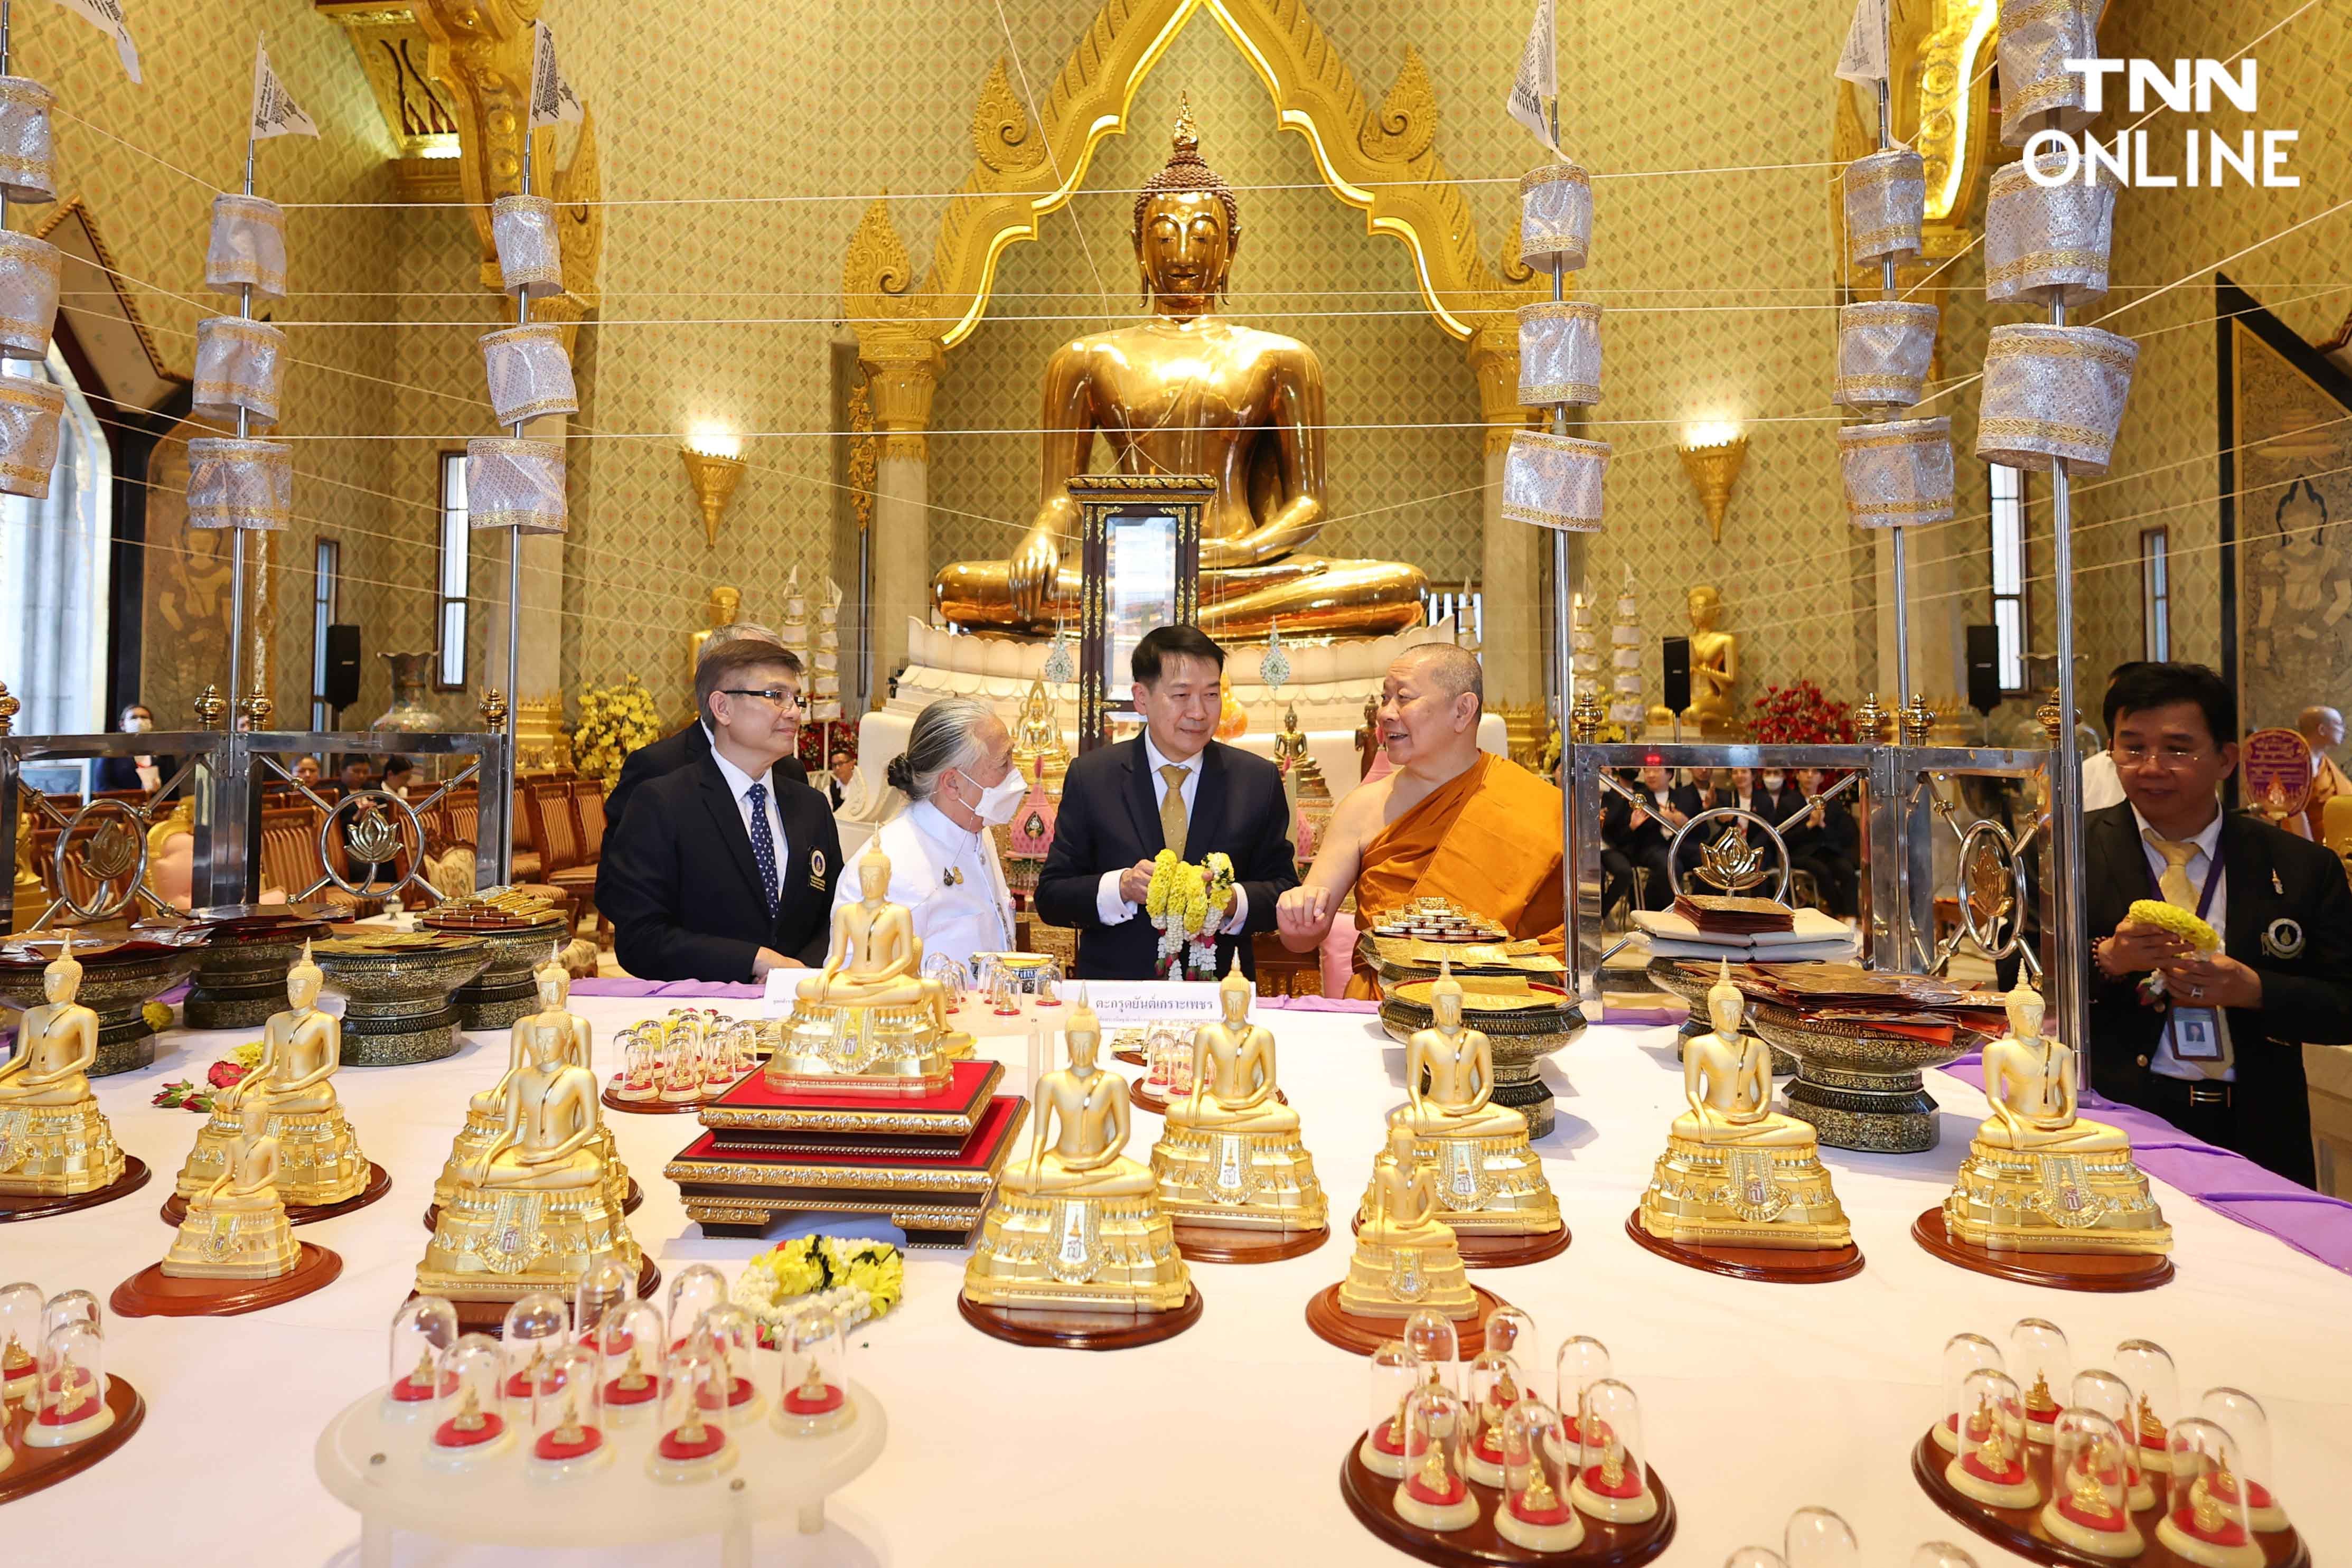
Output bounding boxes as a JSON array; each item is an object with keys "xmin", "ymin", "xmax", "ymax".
[{"xmin": 6, "ymin": 994, "xmax": 2347, "ymax": 1565}]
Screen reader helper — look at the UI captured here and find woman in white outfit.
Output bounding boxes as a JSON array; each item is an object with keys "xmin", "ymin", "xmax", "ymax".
[{"xmin": 831, "ymin": 696, "xmax": 1023, "ymax": 981}]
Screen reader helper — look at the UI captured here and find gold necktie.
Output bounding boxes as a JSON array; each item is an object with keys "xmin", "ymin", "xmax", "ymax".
[
  {"xmin": 2144, "ymin": 832, "xmax": 2199, "ymax": 908},
  {"xmin": 1159, "ymin": 763, "xmax": 1191, "ymax": 860}
]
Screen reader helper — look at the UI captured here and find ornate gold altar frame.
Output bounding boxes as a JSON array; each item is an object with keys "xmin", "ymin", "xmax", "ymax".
[{"xmin": 1072, "ymin": 475, "xmax": 1212, "ymax": 749}]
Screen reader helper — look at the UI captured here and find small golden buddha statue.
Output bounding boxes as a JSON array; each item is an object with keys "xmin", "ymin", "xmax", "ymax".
[
  {"xmin": 175, "ymin": 943, "xmax": 370, "ymax": 1209},
  {"xmin": 1149, "ymin": 957, "xmax": 1326, "ymax": 1234},
  {"xmin": 962, "ymin": 992, "xmax": 1192, "ymax": 1312},
  {"xmin": 1372, "ymin": 962, "xmax": 1560, "ymax": 1238},
  {"xmin": 0, "ymin": 950, "xmax": 127, "ymax": 1197},
  {"xmin": 1009, "ymin": 679, "xmax": 1071, "ymax": 796},
  {"xmin": 1943, "ymin": 979, "xmax": 2172, "ymax": 1256},
  {"xmin": 1636, "ymin": 961, "xmax": 1851, "ymax": 1251},
  {"xmin": 686, "ymin": 585, "xmax": 740, "ymax": 706},
  {"xmin": 930, "ymin": 103, "xmax": 1429, "ymax": 639},
  {"xmin": 435, "ymin": 954, "xmax": 630, "ymax": 1222},
  {"xmin": 1680, "ymin": 585, "xmax": 1740, "ymax": 736},
  {"xmin": 162, "ymin": 1093, "xmax": 301, "ymax": 1280},
  {"xmin": 10, "ymin": 801, "xmax": 45, "ymax": 931},
  {"xmin": 771, "ymin": 844, "xmax": 959, "ymax": 1093},
  {"xmin": 1338, "ymin": 1125, "xmax": 1478, "ymax": 1320},
  {"xmin": 1947, "ymin": 1395, "xmax": 2040, "ymax": 1508},
  {"xmin": 416, "ymin": 1013, "xmax": 641, "ymax": 1303}
]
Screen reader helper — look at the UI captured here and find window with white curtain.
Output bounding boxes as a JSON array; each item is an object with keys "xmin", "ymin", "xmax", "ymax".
[
  {"xmin": 310, "ymin": 537, "xmax": 341, "ymax": 728},
  {"xmin": 2140, "ymin": 527, "xmax": 2170, "ymax": 661},
  {"xmin": 436, "ymin": 450, "xmax": 469, "ymax": 689},
  {"xmin": 1988, "ymin": 463, "xmax": 2027, "ymax": 693},
  {"xmin": 0, "ymin": 350, "xmax": 111, "ymax": 735}
]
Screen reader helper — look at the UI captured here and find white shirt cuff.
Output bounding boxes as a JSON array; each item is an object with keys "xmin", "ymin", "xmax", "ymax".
[
  {"xmin": 1223, "ymin": 884, "xmax": 1250, "ymax": 935},
  {"xmin": 1097, "ymin": 870, "xmax": 1137, "ymax": 926}
]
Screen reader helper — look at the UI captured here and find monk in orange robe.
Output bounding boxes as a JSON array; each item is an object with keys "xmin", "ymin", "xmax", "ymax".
[{"xmin": 1277, "ymin": 644, "xmax": 1564, "ymax": 997}]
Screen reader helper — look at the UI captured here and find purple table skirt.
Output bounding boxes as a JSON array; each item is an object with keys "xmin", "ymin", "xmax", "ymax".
[
  {"xmin": 1941, "ymin": 1055, "xmax": 2352, "ymax": 1276},
  {"xmin": 567, "ymin": 978, "xmax": 1383, "ymax": 1015}
]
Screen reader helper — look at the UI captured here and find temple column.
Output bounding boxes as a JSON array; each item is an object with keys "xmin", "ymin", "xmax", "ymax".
[
  {"xmin": 860, "ymin": 332, "xmax": 943, "ymax": 694},
  {"xmin": 1470, "ymin": 324, "xmax": 1541, "ymax": 704}
]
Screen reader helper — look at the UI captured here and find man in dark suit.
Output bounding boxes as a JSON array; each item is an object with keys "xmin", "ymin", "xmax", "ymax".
[
  {"xmin": 603, "ymin": 622, "xmax": 807, "ymax": 834},
  {"xmin": 599, "ymin": 640, "xmax": 840, "ymax": 982},
  {"xmin": 1034, "ymin": 625, "xmax": 1298, "ymax": 980},
  {"xmin": 2087, "ymin": 661, "xmax": 2352, "ymax": 1188},
  {"xmin": 1600, "ymin": 762, "xmax": 1683, "ymax": 913}
]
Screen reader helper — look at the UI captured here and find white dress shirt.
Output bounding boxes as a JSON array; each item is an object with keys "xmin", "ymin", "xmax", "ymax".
[
  {"xmin": 835, "ymin": 799, "xmax": 1014, "ymax": 979},
  {"xmin": 709, "ymin": 745, "xmax": 790, "ymax": 881},
  {"xmin": 2130, "ymin": 801, "xmax": 2232, "ymax": 1083},
  {"xmin": 1094, "ymin": 733, "xmax": 1251, "ymax": 933},
  {"xmin": 2081, "ymin": 749, "xmax": 2125, "ymax": 812}
]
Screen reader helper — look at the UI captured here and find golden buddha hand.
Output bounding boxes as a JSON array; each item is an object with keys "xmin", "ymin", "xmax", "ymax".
[{"xmin": 1008, "ymin": 514, "xmax": 1070, "ymax": 623}]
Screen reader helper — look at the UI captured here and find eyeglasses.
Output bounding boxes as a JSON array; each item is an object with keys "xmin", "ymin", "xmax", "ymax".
[
  {"xmin": 720, "ymin": 687, "xmax": 804, "ymax": 711},
  {"xmin": 2112, "ymin": 741, "xmax": 2209, "ymax": 767}
]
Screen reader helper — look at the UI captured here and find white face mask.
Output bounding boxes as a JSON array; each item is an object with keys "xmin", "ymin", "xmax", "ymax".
[
  {"xmin": 1760, "ymin": 772, "xmax": 1786, "ymax": 792},
  {"xmin": 963, "ymin": 770, "xmax": 1026, "ymax": 827},
  {"xmin": 123, "ymin": 715, "xmax": 151, "ymax": 734}
]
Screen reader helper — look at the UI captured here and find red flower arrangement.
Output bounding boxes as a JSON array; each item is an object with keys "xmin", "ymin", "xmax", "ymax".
[{"xmin": 1749, "ymin": 680, "xmax": 1854, "ymax": 745}]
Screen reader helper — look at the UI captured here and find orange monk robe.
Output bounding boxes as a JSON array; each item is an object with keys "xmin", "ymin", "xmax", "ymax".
[{"xmin": 1344, "ymin": 752, "xmax": 1565, "ymax": 999}]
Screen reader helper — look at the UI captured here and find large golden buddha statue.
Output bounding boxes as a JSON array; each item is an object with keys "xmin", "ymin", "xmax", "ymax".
[
  {"xmin": 0, "ymin": 950, "xmax": 126, "ymax": 1197},
  {"xmin": 962, "ymin": 991, "xmax": 1192, "ymax": 1313},
  {"xmin": 1636, "ymin": 961, "xmax": 1851, "ymax": 1252},
  {"xmin": 1371, "ymin": 962, "xmax": 1560, "ymax": 1241},
  {"xmin": 1150, "ymin": 958, "xmax": 1325, "ymax": 1237},
  {"xmin": 175, "ymin": 943, "xmax": 371, "ymax": 1210},
  {"xmin": 931, "ymin": 102, "xmax": 1428, "ymax": 640},
  {"xmin": 1943, "ymin": 980, "xmax": 2172, "ymax": 1257}
]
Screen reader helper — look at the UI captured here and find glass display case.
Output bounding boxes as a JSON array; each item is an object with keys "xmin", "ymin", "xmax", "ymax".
[
  {"xmin": 427, "ymin": 1332, "xmax": 513, "ymax": 1463},
  {"xmin": 1069, "ymin": 474, "xmax": 1211, "ymax": 748},
  {"xmin": 2042, "ymin": 1409, "xmax": 2143, "ymax": 1557},
  {"xmin": 1944, "ymin": 1368, "xmax": 2036, "ymax": 1509},
  {"xmin": 1496, "ymin": 1397, "xmax": 1583, "ymax": 1552},
  {"xmin": 1392, "ymin": 1382, "xmax": 1479, "ymax": 1533},
  {"xmin": 1569, "ymin": 1377, "xmax": 1657, "ymax": 1525},
  {"xmin": 527, "ymin": 1342, "xmax": 608, "ymax": 1474},
  {"xmin": 385, "ymin": 1295, "xmax": 459, "ymax": 1412},
  {"xmin": 778, "ymin": 1307, "xmax": 855, "ymax": 1437},
  {"xmin": 1359, "ymin": 1338, "xmax": 1423, "ymax": 1480}
]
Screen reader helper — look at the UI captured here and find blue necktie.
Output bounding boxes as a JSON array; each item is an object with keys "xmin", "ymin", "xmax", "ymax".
[{"xmin": 745, "ymin": 781, "xmax": 779, "ymax": 921}]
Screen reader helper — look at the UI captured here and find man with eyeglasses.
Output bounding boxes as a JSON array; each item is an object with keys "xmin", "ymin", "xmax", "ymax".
[
  {"xmin": 600, "ymin": 639, "xmax": 841, "ymax": 982},
  {"xmin": 2086, "ymin": 661, "xmax": 2352, "ymax": 1187},
  {"xmin": 603, "ymin": 620, "xmax": 807, "ymax": 835}
]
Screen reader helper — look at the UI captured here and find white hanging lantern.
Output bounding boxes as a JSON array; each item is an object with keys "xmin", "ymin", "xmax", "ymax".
[
  {"xmin": 1836, "ymin": 416, "xmax": 1954, "ymax": 529},
  {"xmin": 0, "ymin": 372, "xmax": 62, "ymax": 498},
  {"xmin": 1984, "ymin": 150, "xmax": 2117, "ymax": 308},
  {"xmin": 1834, "ymin": 301, "xmax": 1939, "ymax": 410},
  {"xmin": 1975, "ymin": 324, "xmax": 2138, "ymax": 477},
  {"xmin": 465, "ymin": 436, "xmax": 567, "ymax": 534},
  {"xmin": 480, "ymin": 324, "xmax": 578, "ymax": 425},
  {"xmin": 1501, "ymin": 430, "xmax": 1610, "ymax": 533},
  {"xmin": 206, "ymin": 195, "xmax": 289, "ymax": 300},
  {"xmin": 1843, "ymin": 146, "xmax": 1925, "ymax": 268},
  {"xmin": 0, "ymin": 230, "xmax": 62, "ymax": 360},
  {"xmin": 1997, "ymin": 0, "xmax": 2101, "ymax": 148},
  {"xmin": 490, "ymin": 195, "xmax": 565, "ymax": 299},
  {"xmin": 1517, "ymin": 163, "xmax": 1591, "ymax": 277},
  {"xmin": 185, "ymin": 437, "xmax": 294, "ymax": 530},
  {"xmin": 0, "ymin": 76, "xmax": 57, "ymax": 203},
  {"xmin": 192, "ymin": 317, "xmax": 288, "ymax": 430},
  {"xmin": 1517, "ymin": 300, "xmax": 1603, "ymax": 408}
]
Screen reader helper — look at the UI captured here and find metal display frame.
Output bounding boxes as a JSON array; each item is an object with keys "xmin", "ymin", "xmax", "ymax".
[{"xmin": 1070, "ymin": 473, "xmax": 1210, "ymax": 751}]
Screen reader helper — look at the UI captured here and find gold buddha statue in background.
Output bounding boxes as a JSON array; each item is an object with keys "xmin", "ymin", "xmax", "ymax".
[
  {"xmin": 931, "ymin": 101, "xmax": 1428, "ymax": 640},
  {"xmin": 771, "ymin": 844, "xmax": 964, "ymax": 1092},
  {"xmin": 962, "ymin": 991, "xmax": 1192, "ymax": 1313},
  {"xmin": 162, "ymin": 1093, "xmax": 301, "ymax": 1280},
  {"xmin": 1372, "ymin": 962, "xmax": 1560, "ymax": 1240},
  {"xmin": 1636, "ymin": 962, "xmax": 1851, "ymax": 1251},
  {"xmin": 1680, "ymin": 585, "xmax": 1740, "ymax": 735},
  {"xmin": 0, "ymin": 950, "xmax": 126, "ymax": 1197},
  {"xmin": 1009, "ymin": 679, "xmax": 1071, "ymax": 795},
  {"xmin": 1150, "ymin": 958, "xmax": 1325, "ymax": 1234},
  {"xmin": 175, "ymin": 943, "xmax": 370, "ymax": 1210},
  {"xmin": 687, "ymin": 585, "xmax": 741, "ymax": 692},
  {"xmin": 1944, "ymin": 980, "xmax": 2173, "ymax": 1256}
]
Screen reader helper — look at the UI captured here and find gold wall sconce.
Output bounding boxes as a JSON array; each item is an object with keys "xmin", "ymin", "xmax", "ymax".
[
  {"xmin": 1679, "ymin": 421, "xmax": 1748, "ymax": 543},
  {"xmin": 680, "ymin": 425, "xmax": 746, "ymax": 548}
]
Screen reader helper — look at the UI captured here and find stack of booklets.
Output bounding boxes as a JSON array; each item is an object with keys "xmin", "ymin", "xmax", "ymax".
[
  {"xmin": 1634, "ymin": 895, "xmax": 1857, "ymax": 962},
  {"xmin": 1708, "ymin": 961, "xmax": 2009, "ymax": 1044}
]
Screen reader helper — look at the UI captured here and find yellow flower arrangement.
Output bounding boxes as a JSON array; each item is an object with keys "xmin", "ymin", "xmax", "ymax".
[
  {"xmin": 2126, "ymin": 898, "xmax": 2220, "ymax": 953},
  {"xmin": 1145, "ymin": 849, "xmax": 1235, "ymax": 978},
  {"xmin": 571, "ymin": 674, "xmax": 665, "ymax": 787}
]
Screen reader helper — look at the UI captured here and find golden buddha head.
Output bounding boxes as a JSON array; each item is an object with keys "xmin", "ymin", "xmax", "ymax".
[
  {"xmin": 1430, "ymin": 959, "xmax": 1463, "ymax": 1028},
  {"xmin": 1386, "ymin": 1121, "xmax": 1417, "ymax": 1163},
  {"xmin": 1132, "ymin": 96, "xmax": 1239, "ymax": 304},
  {"xmin": 1707, "ymin": 959, "xmax": 1744, "ymax": 1036},
  {"xmin": 1064, "ymin": 990, "xmax": 1101, "ymax": 1067},
  {"xmin": 238, "ymin": 1088, "xmax": 271, "ymax": 1138},
  {"xmin": 1687, "ymin": 584, "xmax": 1723, "ymax": 630},
  {"xmin": 706, "ymin": 585, "xmax": 741, "ymax": 626},
  {"xmin": 42, "ymin": 946, "xmax": 82, "ymax": 1003},
  {"xmin": 288, "ymin": 940, "xmax": 323, "ymax": 1008},
  {"xmin": 1219, "ymin": 952, "xmax": 1252, "ymax": 1022},
  {"xmin": 2004, "ymin": 978, "xmax": 2045, "ymax": 1043},
  {"xmin": 524, "ymin": 1014, "xmax": 569, "ymax": 1067},
  {"xmin": 857, "ymin": 842, "xmax": 893, "ymax": 902},
  {"xmin": 535, "ymin": 946, "xmax": 569, "ymax": 1009}
]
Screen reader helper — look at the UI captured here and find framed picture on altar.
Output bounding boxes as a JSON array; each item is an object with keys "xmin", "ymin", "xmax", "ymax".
[{"xmin": 1071, "ymin": 474, "xmax": 1212, "ymax": 749}]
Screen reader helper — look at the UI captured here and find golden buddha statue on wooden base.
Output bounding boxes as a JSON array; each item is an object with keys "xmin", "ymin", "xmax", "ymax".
[
  {"xmin": 162, "ymin": 1094, "xmax": 300, "ymax": 1280},
  {"xmin": 175, "ymin": 943, "xmax": 371, "ymax": 1210},
  {"xmin": 961, "ymin": 993, "xmax": 1192, "ymax": 1316},
  {"xmin": 1365, "ymin": 963, "xmax": 1561, "ymax": 1249},
  {"xmin": 0, "ymin": 950, "xmax": 127, "ymax": 1198},
  {"xmin": 769, "ymin": 844, "xmax": 963, "ymax": 1095},
  {"xmin": 1942, "ymin": 981, "xmax": 2172, "ymax": 1258},
  {"xmin": 1339, "ymin": 1125, "xmax": 1478, "ymax": 1321},
  {"xmin": 929, "ymin": 103, "xmax": 1428, "ymax": 641},
  {"xmin": 1636, "ymin": 962, "xmax": 1852, "ymax": 1255},
  {"xmin": 416, "ymin": 1012, "xmax": 641, "ymax": 1309},
  {"xmin": 1150, "ymin": 959, "xmax": 1326, "ymax": 1244},
  {"xmin": 434, "ymin": 955, "xmax": 630, "ymax": 1225}
]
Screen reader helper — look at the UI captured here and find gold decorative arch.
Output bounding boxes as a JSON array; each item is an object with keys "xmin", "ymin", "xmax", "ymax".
[{"xmin": 842, "ymin": 0, "xmax": 1539, "ymax": 363}]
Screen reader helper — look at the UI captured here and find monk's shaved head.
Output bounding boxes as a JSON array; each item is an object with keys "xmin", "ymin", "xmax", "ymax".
[{"xmin": 1394, "ymin": 643, "xmax": 1483, "ymax": 710}]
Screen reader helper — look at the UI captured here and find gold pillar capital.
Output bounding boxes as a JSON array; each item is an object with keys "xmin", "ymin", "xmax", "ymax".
[
  {"xmin": 1466, "ymin": 317, "xmax": 1535, "ymax": 456},
  {"xmin": 859, "ymin": 332, "xmax": 944, "ymax": 463}
]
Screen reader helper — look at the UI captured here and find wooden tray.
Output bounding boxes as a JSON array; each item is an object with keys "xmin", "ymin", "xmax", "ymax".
[
  {"xmin": 0, "ymin": 1158, "xmax": 150, "ymax": 1225},
  {"xmin": 1912, "ymin": 1207, "xmax": 2176, "ymax": 1293},
  {"xmin": 0, "ymin": 1375, "xmax": 145, "ymax": 1507},
  {"xmin": 958, "ymin": 1284, "xmax": 1202, "ymax": 1350},
  {"xmin": 1623, "ymin": 1210, "xmax": 1863, "ymax": 1283},
  {"xmin": 1910, "ymin": 1430, "xmax": 2308, "ymax": 1568},
  {"xmin": 1338, "ymin": 1435, "xmax": 1678, "ymax": 1566},
  {"xmin": 1306, "ymin": 1282, "xmax": 1508, "ymax": 1358},
  {"xmin": 1171, "ymin": 1220, "xmax": 1329, "ymax": 1264},
  {"xmin": 1352, "ymin": 1210, "xmax": 1571, "ymax": 1270},
  {"xmin": 111, "ymin": 1242, "xmax": 343, "ymax": 1318}
]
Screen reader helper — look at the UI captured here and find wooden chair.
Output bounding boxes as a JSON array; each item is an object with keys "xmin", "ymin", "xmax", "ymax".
[
  {"xmin": 258, "ymin": 803, "xmax": 380, "ymax": 917},
  {"xmin": 547, "ymin": 778, "xmax": 606, "ymax": 947},
  {"xmin": 510, "ymin": 785, "xmax": 542, "ymax": 881}
]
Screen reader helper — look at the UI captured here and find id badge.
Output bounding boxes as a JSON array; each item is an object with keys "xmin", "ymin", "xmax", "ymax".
[{"xmin": 2170, "ymin": 1007, "xmax": 2223, "ymax": 1061}]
